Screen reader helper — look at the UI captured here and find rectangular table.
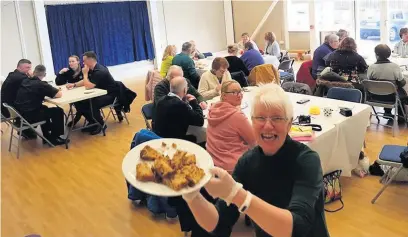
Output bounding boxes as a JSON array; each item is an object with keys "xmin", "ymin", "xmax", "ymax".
[
  {"xmin": 187, "ymin": 88, "xmax": 371, "ymax": 176},
  {"xmin": 44, "ymin": 86, "xmax": 107, "ymax": 148}
]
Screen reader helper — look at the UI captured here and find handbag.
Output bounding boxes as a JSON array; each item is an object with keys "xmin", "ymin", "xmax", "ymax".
[{"xmin": 323, "ymin": 170, "xmax": 344, "ymax": 212}]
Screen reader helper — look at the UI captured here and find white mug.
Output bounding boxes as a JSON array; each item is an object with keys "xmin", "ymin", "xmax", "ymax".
[{"xmin": 323, "ymin": 107, "xmax": 333, "ymax": 117}]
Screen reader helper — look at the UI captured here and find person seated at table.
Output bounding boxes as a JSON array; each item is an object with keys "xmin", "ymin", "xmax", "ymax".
[
  {"xmin": 264, "ymin": 32, "xmax": 281, "ymax": 58},
  {"xmin": 172, "ymin": 42, "xmax": 201, "ymax": 89},
  {"xmin": 225, "ymin": 44, "xmax": 249, "ymax": 76},
  {"xmin": 154, "ymin": 65, "xmax": 206, "ymax": 109},
  {"xmin": 207, "ymin": 80, "xmax": 256, "ymax": 174},
  {"xmin": 160, "ymin": 45, "xmax": 177, "ymax": 78},
  {"xmin": 153, "ymin": 76, "xmax": 204, "ymax": 142},
  {"xmin": 190, "ymin": 40, "xmax": 205, "ymax": 60},
  {"xmin": 367, "ymin": 44, "xmax": 407, "ymax": 119},
  {"xmin": 394, "ymin": 28, "xmax": 408, "ymax": 58},
  {"xmin": 55, "ymin": 55, "xmax": 84, "ymax": 127},
  {"xmin": 337, "ymin": 29, "xmax": 349, "ymax": 42},
  {"xmin": 240, "ymin": 42, "xmax": 265, "ymax": 73},
  {"xmin": 1, "ymin": 59, "xmax": 37, "ymax": 139},
  {"xmin": 311, "ymin": 34, "xmax": 339, "ymax": 79},
  {"xmin": 55, "ymin": 55, "xmax": 83, "ymax": 85},
  {"xmin": 14, "ymin": 65, "xmax": 68, "ymax": 146},
  {"xmin": 182, "ymin": 83, "xmax": 329, "ymax": 237},
  {"xmin": 326, "ymin": 37, "xmax": 368, "ymax": 77},
  {"xmin": 238, "ymin": 32, "xmax": 259, "ymax": 51},
  {"xmin": 72, "ymin": 51, "xmax": 121, "ymax": 135},
  {"xmin": 198, "ymin": 57, "xmax": 232, "ymax": 100}
]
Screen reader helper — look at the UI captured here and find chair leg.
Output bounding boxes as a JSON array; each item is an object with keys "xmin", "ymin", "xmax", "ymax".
[
  {"xmin": 392, "ymin": 112, "xmax": 398, "ymax": 137},
  {"xmin": 17, "ymin": 130, "xmax": 22, "ymax": 159},
  {"xmin": 123, "ymin": 112, "xmax": 130, "ymax": 125},
  {"xmin": 9, "ymin": 127, "xmax": 14, "ymax": 152},
  {"xmin": 372, "ymin": 106, "xmax": 380, "ymax": 123},
  {"xmin": 372, "ymin": 166, "xmax": 404, "ymax": 204},
  {"xmin": 110, "ymin": 107, "xmax": 117, "ymax": 121}
]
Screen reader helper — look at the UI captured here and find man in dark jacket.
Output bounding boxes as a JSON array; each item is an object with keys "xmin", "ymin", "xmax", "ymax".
[
  {"xmin": 153, "ymin": 76, "xmax": 204, "ymax": 142},
  {"xmin": 311, "ymin": 34, "xmax": 339, "ymax": 79},
  {"xmin": 1, "ymin": 59, "xmax": 32, "ymax": 118},
  {"xmin": 172, "ymin": 42, "xmax": 201, "ymax": 89}
]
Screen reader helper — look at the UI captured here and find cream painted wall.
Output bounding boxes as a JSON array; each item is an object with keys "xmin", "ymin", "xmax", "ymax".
[
  {"xmin": 1, "ymin": 2, "xmax": 23, "ymax": 76},
  {"xmin": 1, "ymin": 1, "xmax": 42, "ymax": 76},
  {"xmin": 231, "ymin": 0, "xmax": 310, "ymax": 51},
  {"xmin": 162, "ymin": 1, "xmax": 227, "ymax": 53}
]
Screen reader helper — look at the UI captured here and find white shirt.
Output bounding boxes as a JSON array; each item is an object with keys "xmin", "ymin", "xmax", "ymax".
[{"xmin": 394, "ymin": 40, "xmax": 408, "ymax": 58}]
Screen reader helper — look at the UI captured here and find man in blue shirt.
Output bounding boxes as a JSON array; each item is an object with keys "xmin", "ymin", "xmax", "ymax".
[
  {"xmin": 311, "ymin": 34, "xmax": 339, "ymax": 79},
  {"xmin": 240, "ymin": 42, "xmax": 265, "ymax": 72}
]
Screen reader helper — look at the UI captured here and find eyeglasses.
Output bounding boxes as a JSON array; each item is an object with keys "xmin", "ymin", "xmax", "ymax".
[
  {"xmin": 252, "ymin": 116, "xmax": 288, "ymax": 125},
  {"xmin": 223, "ymin": 90, "xmax": 243, "ymax": 96}
]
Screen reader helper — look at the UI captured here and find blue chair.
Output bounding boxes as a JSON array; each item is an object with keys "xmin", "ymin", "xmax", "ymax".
[
  {"xmin": 372, "ymin": 145, "xmax": 407, "ymax": 204},
  {"xmin": 141, "ymin": 103, "xmax": 154, "ymax": 130},
  {"xmin": 327, "ymin": 87, "xmax": 363, "ymax": 103}
]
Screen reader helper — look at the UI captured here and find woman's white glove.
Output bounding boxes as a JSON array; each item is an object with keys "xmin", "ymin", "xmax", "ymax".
[
  {"xmin": 182, "ymin": 190, "xmax": 201, "ymax": 203},
  {"xmin": 205, "ymin": 167, "xmax": 242, "ymax": 206}
]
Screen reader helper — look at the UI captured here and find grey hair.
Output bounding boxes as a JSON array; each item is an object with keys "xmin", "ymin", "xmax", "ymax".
[
  {"xmin": 182, "ymin": 42, "xmax": 192, "ymax": 52},
  {"xmin": 170, "ymin": 77, "xmax": 188, "ymax": 94},
  {"xmin": 326, "ymin": 34, "xmax": 339, "ymax": 44},
  {"xmin": 251, "ymin": 83, "xmax": 293, "ymax": 120},
  {"xmin": 166, "ymin": 65, "xmax": 183, "ymax": 80}
]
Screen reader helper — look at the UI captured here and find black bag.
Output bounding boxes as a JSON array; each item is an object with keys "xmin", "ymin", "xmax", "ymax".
[
  {"xmin": 323, "ymin": 170, "xmax": 344, "ymax": 212},
  {"xmin": 400, "ymin": 147, "xmax": 408, "ymax": 168}
]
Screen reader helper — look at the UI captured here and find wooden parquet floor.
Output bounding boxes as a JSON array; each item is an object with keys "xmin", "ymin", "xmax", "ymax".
[{"xmin": 1, "ymin": 79, "xmax": 407, "ymax": 237}]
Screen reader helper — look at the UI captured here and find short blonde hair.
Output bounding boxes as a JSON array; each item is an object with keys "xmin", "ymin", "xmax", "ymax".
[
  {"xmin": 221, "ymin": 80, "xmax": 240, "ymax": 93},
  {"xmin": 227, "ymin": 44, "xmax": 239, "ymax": 54},
  {"xmin": 251, "ymin": 83, "xmax": 293, "ymax": 119}
]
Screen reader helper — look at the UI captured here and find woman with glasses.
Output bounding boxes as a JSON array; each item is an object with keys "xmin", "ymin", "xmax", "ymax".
[
  {"xmin": 206, "ymin": 80, "xmax": 256, "ymax": 174},
  {"xmin": 198, "ymin": 57, "xmax": 232, "ymax": 100},
  {"xmin": 183, "ymin": 83, "xmax": 329, "ymax": 237}
]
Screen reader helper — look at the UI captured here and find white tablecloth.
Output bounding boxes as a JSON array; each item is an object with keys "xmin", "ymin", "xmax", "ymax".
[
  {"xmin": 365, "ymin": 56, "xmax": 408, "ymax": 67},
  {"xmin": 44, "ymin": 86, "xmax": 107, "ymax": 106},
  {"xmin": 188, "ymin": 88, "xmax": 371, "ymax": 176}
]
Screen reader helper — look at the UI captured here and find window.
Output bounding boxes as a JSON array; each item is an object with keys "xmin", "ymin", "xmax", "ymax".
[
  {"xmin": 389, "ymin": 1, "xmax": 408, "ymax": 50},
  {"xmin": 315, "ymin": 0, "xmax": 354, "ymax": 33},
  {"xmin": 287, "ymin": 0, "xmax": 309, "ymax": 31}
]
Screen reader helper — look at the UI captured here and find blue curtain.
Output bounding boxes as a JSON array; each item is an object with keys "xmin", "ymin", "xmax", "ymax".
[{"xmin": 46, "ymin": 1, "xmax": 155, "ymax": 74}]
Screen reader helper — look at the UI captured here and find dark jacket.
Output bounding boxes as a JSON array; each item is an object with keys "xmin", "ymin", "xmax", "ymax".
[
  {"xmin": 115, "ymin": 81, "xmax": 137, "ymax": 113},
  {"xmin": 1, "ymin": 70, "xmax": 29, "ymax": 117},
  {"xmin": 172, "ymin": 53, "xmax": 201, "ymax": 88},
  {"xmin": 55, "ymin": 68, "xmax": 83, "ymax": 85},
  {"xmin": 326, "ymin": 50, "xmax": 368, "ymax": 75},
  {"xmin": 225, "ymin": 56, "xmax": 250, "ymax": 76},
  {"xmin": 312, "ymin": 43, "xmax": 335, "ymax": 78},
  {"xmin": 153, "ymin": 95, "xmax": 204, "ymax": 139},
  {"xmin": 153, "ymin": 79, "xmax": 204, "ymax": 106}
]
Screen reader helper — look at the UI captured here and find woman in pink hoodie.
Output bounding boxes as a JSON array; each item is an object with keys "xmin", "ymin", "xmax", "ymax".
[{"xmin": 206, "ymin": 80, "xmax": 256, "ymax": 173}]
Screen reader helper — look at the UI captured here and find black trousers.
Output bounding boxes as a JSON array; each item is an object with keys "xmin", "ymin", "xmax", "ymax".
[
  {"xmin": 75, "ymin": 94, "xmax": 115, "ymax": 126},
  {"xmin": 168, "ymin": 188, "xmax": 217, "ymax": 237},
  {"xmin": 21, "ymin": 105, "xmax": 65, "ymax": 139}
]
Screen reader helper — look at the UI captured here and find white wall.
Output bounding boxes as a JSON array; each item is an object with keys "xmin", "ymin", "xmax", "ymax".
[
  {"xmin": 162, "ymin": 1, "xmax": 227, "ymax": 53},
  {"xmin": 1, "ymin": 1, "xmax": 43, "ymax": 76}
]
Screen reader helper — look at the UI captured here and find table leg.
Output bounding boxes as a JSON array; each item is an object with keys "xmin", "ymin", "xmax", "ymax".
[{"xmin": 65, "ymin": 104, "xmax": 75, "ymax": 149}]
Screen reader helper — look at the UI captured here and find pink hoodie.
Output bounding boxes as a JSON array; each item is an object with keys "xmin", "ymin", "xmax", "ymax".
[{"xmin": 206, "ymin": 101, "xmax": 256, "ymax": 173}]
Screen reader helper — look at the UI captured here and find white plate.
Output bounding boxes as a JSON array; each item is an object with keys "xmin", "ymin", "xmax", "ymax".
[{"xmin": 122, "ymin": 138, "xmax": 214, "ymax": 197}]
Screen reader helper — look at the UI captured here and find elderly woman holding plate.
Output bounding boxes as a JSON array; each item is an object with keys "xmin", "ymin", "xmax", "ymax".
[{"xmin": 183, "ymin": 83, "xmax": 330, "ymax": 237}]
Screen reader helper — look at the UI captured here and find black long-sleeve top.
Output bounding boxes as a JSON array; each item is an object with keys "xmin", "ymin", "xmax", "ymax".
[
  {"xmin": 153, "ymin": 95, "xmax": 204, "ymax": 139},
  {"xmin": 212, "ymin": 136, "xmax": 330, "ymax": 237},
  {"xmin": 225, "ymin": 56, "xmax": 250, "ymax": 76},
  {"xmin": 55, "ymin": 68, "xmax": 83, "ymax": 85}
]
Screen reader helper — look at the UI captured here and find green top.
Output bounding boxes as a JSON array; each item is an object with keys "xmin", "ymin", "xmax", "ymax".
[
  {"xmin": 172, "ymin": 52, "xmax": 201, "ymax": 88},
  {"xmin": 212, "ymin": 136, "xmax": 330, "ymax": 237},
  {"xmin": 160, "ymin": 56, "xmax": 174, "ymax": 78}
]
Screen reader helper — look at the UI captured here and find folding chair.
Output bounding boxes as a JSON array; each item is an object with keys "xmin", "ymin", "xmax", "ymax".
[
  {"xmin": 101, "ymin": 97, "xmax": 130, "ymax": 125},
  {"xmin": 362, "ymin": 80, "xmax": 407, "ymax": 137},
  {"xmin": 371, "ymin": 145, "xmax": 407, "ymax": 204},
  {"xmin": 2, "ymin": 103, "xmax": 55, "ymax": 158},
  {"xmin": 278, "ymin": 59, "xmax": 295, "ymax": 73},
  {"xmin": 327, "ymin": 87, "xmax": 362, "ymax": 103},
  {"xmin": 141, "ymin": 103, "xmax": 154, "ymax": 130}
]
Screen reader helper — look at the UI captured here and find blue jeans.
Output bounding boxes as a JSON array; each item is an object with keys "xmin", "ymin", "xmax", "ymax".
[{"xmin": 147, "ymin": 196, "xmax": 177, "ymax": 218}]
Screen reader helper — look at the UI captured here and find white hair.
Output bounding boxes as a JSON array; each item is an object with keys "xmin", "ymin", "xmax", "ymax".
[
  {"xmin": 251, "ymin": 83, "xmax": 294, "ymax": 120},
  {"xmin": 326, "ymin": 34, "xmax": 339, "ymax": 44},
  {"xmin": 170, "ymin": 77, "xmax": 188, "ymax": 94},
  {"xmin": 166, "ymin": 65, "xmax": 183, "ymax": 80}
]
